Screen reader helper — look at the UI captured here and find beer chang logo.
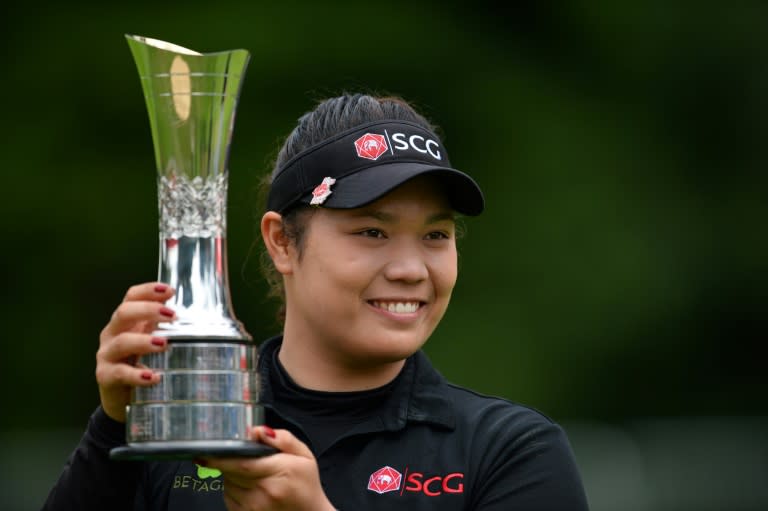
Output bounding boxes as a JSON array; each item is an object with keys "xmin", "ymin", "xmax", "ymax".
[{"xmin": 354, "ymin": 133, "xmax": 389, "ymax": 160}]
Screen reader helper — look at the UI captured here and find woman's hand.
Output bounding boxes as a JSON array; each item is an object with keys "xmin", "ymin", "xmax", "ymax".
[
  {"xmin": 96, "ymin": 282, "xmax": 175, "ymax": 422},
  {"xmin": 204, "ymin": 427, "xmax": 336, "ymax": 511}
]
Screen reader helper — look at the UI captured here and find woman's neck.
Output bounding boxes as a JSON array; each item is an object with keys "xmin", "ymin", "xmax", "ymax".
[{"xmin": 277, "ymin": 334, "xmax": 406, "ymax": 392}]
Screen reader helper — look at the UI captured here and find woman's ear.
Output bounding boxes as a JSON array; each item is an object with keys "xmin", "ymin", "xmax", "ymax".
[{"xmin": 261, "ymin": 211, "xmax": 294, "ymax": 275}]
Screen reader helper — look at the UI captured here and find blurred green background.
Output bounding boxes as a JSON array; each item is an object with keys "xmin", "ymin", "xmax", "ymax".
[{"xmin": 1, "ymin": 1, "xmax": 766, "ymax": 510}]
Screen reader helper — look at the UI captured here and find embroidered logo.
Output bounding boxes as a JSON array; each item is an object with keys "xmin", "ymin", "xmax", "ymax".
[
  {"xmin": 367, "ymin": 465, "xmax": 466, "ymax": 497},
  {"xmin": 196, "ymin": 464, "xmax": 222, "ymax": 479},
  {"xmin": 368, "ymin": 466, "xmax": 402, "ymax": 494},
  {"xmin": 354, "ymin": 133, "xmax": 389, "ymax": 160},
  {"xmin": 171, "ymin": 464, "xmax": 223, "ymax": 493},
  {"xmin": 310, "ymin": 176, "xmax": 336, "ymax": 205}
]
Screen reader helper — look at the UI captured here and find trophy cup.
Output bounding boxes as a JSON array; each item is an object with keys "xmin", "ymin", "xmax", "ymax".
[{"xmin": 110, "ymin": 35, "xmax": 273, "ymax": 460}]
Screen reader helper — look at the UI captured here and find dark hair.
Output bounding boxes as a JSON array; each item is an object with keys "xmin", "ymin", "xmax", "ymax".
[{"xmin": 259, "ymin": 93, "xmax": 439, "ymax": 323}]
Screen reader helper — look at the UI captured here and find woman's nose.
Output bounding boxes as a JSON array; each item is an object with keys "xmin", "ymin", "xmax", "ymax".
[{"xmin": 382, "ymin": 246, "xmax": 429, "ymax": 284}]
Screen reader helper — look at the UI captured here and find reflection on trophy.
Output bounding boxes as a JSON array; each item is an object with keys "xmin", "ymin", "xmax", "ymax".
[{"xmin": 110, "ymin": 35, "xmax": 272, "ymax": 460}]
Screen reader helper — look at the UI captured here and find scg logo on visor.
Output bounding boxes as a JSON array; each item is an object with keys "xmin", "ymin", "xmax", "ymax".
[{"xmin": 354, "ymin": 131, "xmax": 442, "ymax": 161}]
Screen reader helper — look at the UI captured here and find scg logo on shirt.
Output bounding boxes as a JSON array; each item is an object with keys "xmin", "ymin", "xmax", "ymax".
[{"xmin": 367, "ymin": 466, "xmax": 464, "ymax": 497}]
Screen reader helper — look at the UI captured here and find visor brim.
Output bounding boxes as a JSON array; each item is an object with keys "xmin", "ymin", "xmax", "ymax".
[{"xmin": 299, "ymin": 162, "xmax": 484, "ymax": 216}]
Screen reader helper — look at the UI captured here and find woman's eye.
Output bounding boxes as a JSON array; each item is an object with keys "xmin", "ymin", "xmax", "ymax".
[
  {"xmin": 425, "ymin": 231, "xmax": 450, "ymax": 240},
  {"xmin": 359, "ymin": 229, "xmax": 385, "ymax": 238}
]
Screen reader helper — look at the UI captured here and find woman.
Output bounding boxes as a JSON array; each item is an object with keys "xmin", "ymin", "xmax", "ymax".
[{"xmin": 44, "ymin": 94, "xmax": 589, "ymax": 510}]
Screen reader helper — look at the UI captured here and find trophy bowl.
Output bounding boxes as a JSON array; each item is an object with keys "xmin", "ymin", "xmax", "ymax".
[{"xmin": 110, "ymin": 35, "xmax": 273, "ymax": 460}]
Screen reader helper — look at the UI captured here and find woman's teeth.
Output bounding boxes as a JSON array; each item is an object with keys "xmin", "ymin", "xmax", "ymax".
[{"xmin": 372, "ymin": 301, "xmax": 420, "ymax": 314}]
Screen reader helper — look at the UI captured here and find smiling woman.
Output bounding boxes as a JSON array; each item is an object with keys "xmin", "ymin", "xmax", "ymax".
[
  {"xmin": 267, "ymin": 176, "xmax": 458, "ymax": 391},
  {"xmin": 43, "ymin": 93, "xmax": 589, "ymax": 511}
]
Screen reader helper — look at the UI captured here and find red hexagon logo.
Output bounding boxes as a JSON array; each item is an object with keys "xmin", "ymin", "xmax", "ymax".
[
  {"xmin": 367, "ymin": 466, "xmax": 402, "ymax": 494},
  {"xmin": 354, "ymin": 133, "xmax": 388, "ymax": 160}
]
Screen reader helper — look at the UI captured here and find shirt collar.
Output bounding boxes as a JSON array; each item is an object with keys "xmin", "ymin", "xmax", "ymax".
[{"xmin": 258, "ymin": 335, "xmax": 455, "ymax": 431}]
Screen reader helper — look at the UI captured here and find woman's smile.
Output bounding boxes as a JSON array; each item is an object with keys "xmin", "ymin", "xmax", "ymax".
[{"xmin": 368, "ymin": 300, "xmax": 423, "ymax": 315}]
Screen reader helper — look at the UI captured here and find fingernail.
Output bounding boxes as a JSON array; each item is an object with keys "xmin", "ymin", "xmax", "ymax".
[
  {"xmin": 140, "ymin": 371, "xmax": 153, "ymax": 380},
  {"xmin": 154, "ymin": 284, "xmax": 168, "ymax": 293},
  {"xmin": 151, "ymin": 337, "xmax": 166, "ymax": 347},
  {"xmin": 159, "ymin": 306, "xmax": 175, "ymax": 318},
  {"xmin": 262, "ymin": 425, "xmax": 276, "ymax": 439}
]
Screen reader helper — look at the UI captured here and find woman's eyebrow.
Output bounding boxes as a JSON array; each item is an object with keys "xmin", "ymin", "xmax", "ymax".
[
  {"xmin": 346, "ymin": 209, "xmax": 455, "ymax": 225},
  {"xmin": 426, "ymin": 211, "xmax": 456, "ymax": 224},
  {"xmin": 347, "ymin": 210, "xmax": 395, "ymax": 222}
]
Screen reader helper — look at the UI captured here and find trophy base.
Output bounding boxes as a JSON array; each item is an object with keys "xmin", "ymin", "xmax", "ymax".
[{"xmin": 110, "ymin": 441, "xmax": 276, "ymax": 461}]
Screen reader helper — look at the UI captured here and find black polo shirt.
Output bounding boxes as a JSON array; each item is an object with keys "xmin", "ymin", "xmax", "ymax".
[{"xmin": 44, "ymin": 337, "xmax": 589, "ymax": 510}]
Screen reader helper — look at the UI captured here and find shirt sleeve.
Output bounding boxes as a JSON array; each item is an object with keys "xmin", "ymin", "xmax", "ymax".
[
  {"xmin": 471, "ymin": 413, "xmax": 590, "ymax": 510},
  {"xmin": 42, "ymin": 407, "xmax": 143, "ymax": 511}
]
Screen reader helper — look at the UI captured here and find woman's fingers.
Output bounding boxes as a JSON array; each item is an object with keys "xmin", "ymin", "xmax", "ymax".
[
  {"xmin": 96, "ymin": 282, "xmax": 175, "ymax": 422},
  {"xmin": 101, "ymin": 298, "xmax": 176, "ymax": 339},
  {"xmin": 207, "ymin": 427, "xmax": 313, "ymax": 481},
  {"xmin": 123, "ymin": 282, "xmax": 175, "ymax": 302},
  {"xmin": 251, "ymin": 426, "xmax": 313, "ymax": 459},
  {"xmin": 98, "ymin": 332, "xmax": 167, "ymax": 363},
  {"xmin": 96, "ymin": 332, "xmax": 167, "ymax": 388},
  {"xmin": 205, "ymin": 428, "xmax": 335, "ymax": 510},
  {"xmin": 98, "ymin": 359, "xmax": 162, "ymax": 387}
]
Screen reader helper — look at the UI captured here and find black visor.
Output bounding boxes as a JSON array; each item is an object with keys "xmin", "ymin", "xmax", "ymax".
[{"xmin": 266, "ymin": 120, "xmax": 484, "ymax": 216}]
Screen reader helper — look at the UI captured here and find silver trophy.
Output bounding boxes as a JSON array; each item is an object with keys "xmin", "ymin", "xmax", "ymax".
[{"xmin": 110, "ymin": 35, "xmax": 273, "ymax": 460}]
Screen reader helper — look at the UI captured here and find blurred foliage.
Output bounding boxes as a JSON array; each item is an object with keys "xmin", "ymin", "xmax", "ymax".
[{"xmin": 0, "ymin": 0, "xmax": 766, "ymax": 432}]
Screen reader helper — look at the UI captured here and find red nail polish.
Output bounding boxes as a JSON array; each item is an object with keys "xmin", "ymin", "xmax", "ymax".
[
  {"xmin": 263, "ymin": 426, "xmax": 276, "ymax": 438},
  {"xmin": 154, "ymin": 284, "xmax": 168, "ymax": 293},
  {"xmin": 140, "ymin": 371, "xmax": 153, "ymax": 380},
  {"xmin": 151, "ymin": 337, "xmax": 166, "ymax": 347},
  {"xmin": 159, "ymin": 306, "xmax": 175, "ymax": 318}
]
